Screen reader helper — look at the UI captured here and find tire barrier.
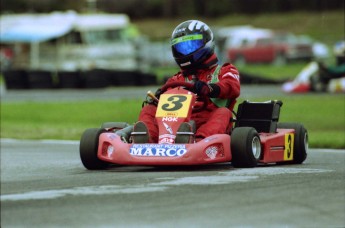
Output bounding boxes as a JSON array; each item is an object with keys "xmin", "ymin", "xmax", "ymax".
[
  {"xmin": 27, "ymin": 70, "xmax": 56, "ymax": 89},
  {"xmin": 3, "ymin": 70, "xmax": 30, "ymax": 89},
  {"xmin": 2, "ymin": 69, "xmax": 158, "ymax": 89},
  {"xmin": 58, "ymin": 71, "xmax": 83, "ymax": 89}
]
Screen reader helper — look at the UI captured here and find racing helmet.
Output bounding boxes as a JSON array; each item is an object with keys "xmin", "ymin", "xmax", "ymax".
[{"xmin": 171, "ymin": 20, "xmax": 216, "ymax": 70}]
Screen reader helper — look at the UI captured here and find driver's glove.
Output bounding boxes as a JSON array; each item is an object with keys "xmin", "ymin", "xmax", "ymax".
[{"xmin": 193, "ymin": 81, "xmax": 220, "ymax": 98}]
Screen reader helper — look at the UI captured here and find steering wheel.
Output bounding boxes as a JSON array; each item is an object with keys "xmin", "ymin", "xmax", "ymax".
[{"xmin": 160, "ymin": 81, "xmax": 208, "ymax": 112}]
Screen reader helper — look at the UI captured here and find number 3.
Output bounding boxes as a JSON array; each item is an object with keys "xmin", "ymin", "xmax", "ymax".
[{"xmin": 162, "ymin": 95, "xmax": 187, "ymax": 111}]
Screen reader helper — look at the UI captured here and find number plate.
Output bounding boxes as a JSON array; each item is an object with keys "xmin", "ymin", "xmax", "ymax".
[
  {"xmin": 156, "ymin": 94, "xmax": 192, "ymax": 118},
  {"xmin": 284, "ymin": 133, "xmax": 294, "ymax": 161}
]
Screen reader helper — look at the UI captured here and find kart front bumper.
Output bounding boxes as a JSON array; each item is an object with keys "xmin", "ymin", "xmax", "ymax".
[{"xmin": 97, "ymin": 133, "xmax": 232, "ymax": 166}]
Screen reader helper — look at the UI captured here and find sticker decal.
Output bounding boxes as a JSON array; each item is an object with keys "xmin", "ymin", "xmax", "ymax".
[
  {"xmin": 130, "ymin": 144, "xmax": 187, "ymax": 157},
  {"xmin": 163, "ymin": 122, "xmax": 173, "ymax": 134},
  {"xmin": 159, "ymin": 134, "xmax": 176, "ymax": 144},
  {"xmin": 106, "ymin": 133, "xmax": 117, "ymax": 141},
  {"xmin": 205, "ymin": 146, "xmax": 218, "ymax": 159},
  {"xmin": 284, "ymin": 133, "xmax": 294, "ymax": 161},
  {"xmin": 162, "ymin": 117, "xmax": 178, "ymax": 122}
]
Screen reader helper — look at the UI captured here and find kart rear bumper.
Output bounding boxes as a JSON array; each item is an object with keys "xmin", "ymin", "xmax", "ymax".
[{"xmin": 97, "ymin": 133, "xmax": 231, "ymax": 166}]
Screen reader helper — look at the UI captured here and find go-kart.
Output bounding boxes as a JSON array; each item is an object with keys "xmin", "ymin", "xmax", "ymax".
[{"xmin": 80, "ymin": 82, "xmax": 308, "ymax": 170}]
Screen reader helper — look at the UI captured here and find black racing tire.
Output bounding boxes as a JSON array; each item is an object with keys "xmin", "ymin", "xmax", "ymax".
[
  {"xmin": 80, "ymin": 128, "xmax": 109, "ymax": 170},
  {"xmin": 231, "ymin": 127, "xmax": 262, "ymax": 168},
  {"xmin": 277, "ymin": 122, "xmax": 308, "ymax": 164}
]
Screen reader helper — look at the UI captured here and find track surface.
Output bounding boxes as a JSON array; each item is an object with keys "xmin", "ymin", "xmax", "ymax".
[
  {"xmin": 1, "ymin": 85, "xmax": 286, "ymax": 102},
  {"xmin": 1, "ymin": 139, "xmax": 344, "ymax": 227}
]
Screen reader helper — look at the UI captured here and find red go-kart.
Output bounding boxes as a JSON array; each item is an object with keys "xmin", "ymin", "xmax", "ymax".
[{"xmin": 80, "ymin": 82, "xmax": 308, "ymax": 169}]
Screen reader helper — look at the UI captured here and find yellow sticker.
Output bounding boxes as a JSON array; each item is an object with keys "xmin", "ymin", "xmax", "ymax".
[
  {"xmin": 156, "ymin": 94, "xmax": 192, "ymax": 118},
  {"xmin": 284, "ymin": 133, "xmax": 294, "ymax": 161}
]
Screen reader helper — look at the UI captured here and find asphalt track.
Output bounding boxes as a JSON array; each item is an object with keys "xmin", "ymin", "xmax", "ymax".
[
  {"xmin": 1, "ymin": 85, "xmax": 286, "ymax": 102},
  {"xmin": 1, "ymin": 139, "xmax": 345, "ymax": 227}
]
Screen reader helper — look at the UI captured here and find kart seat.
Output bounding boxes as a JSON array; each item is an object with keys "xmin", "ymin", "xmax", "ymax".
[{"xmin": 234, "ymin": 100, "xmax": 282, "ymax": 133}]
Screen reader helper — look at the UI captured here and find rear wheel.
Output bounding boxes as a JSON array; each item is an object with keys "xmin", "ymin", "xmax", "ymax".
[
  {"xmin": 231, "ymin": 127, "xmax": 262, "ymax": 168},
  {"xmin": 277, "ymin": 122, "xmax": 308, "ymax": 164},
  {"xmin": 80, "ymin": 128, "xmax": 109, "ymax": 170}
]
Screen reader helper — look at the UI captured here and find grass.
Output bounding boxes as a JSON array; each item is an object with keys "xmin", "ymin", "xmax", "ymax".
[
  {"xmin": 0, "ymin": 100, "xmax": 142, "ymax": 140},
  {"xmin": 1, "ymin": 94, "xmax": 344, "ymax": 149},
  {"xmin": 153, "ymin": 63, "xmax": 309, "ymax": 83},
  {"xmin": 237, "ymin": 63, "xmax": 308, "ymax": 80}
]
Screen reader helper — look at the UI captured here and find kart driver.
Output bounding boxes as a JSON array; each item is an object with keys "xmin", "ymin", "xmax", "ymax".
[{"xmin": 133, "ymin": 20, "xmax": 240, "ymax": 143}]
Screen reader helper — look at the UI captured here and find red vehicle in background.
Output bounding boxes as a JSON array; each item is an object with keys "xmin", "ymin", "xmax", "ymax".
[{"xmin": 225, "ymin": 28, "xmax": 314, "ymax": 65}]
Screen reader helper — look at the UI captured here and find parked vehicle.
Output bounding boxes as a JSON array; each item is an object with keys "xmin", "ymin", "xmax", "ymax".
[
  {"xmin": 217, "ymin": 26, "xmax": 314, "ymax": 65},
  {"xmin": 0, "ymin": 11, "xmax": 145, "ymax": 71}
]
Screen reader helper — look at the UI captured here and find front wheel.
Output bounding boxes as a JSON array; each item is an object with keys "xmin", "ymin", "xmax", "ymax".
[
  {"xmin": 80, "ymin": 128, "xmax": 110, "ymax": 170},
  {"xmin": 277, "ymin": 122, "xmax": 308, "ymax": 164},
  {"xmin": 231, "ymin": 127, "xmax": 262, "ymax": 168}
]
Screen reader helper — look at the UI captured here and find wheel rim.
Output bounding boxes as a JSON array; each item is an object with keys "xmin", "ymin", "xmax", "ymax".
[
  {"xmin": 252, "ymin": 136, "xmax": 261, "ymax": 159},
  {"xmin": 304, "ymin": 132, "xmax": 309, "ymax": 152}
]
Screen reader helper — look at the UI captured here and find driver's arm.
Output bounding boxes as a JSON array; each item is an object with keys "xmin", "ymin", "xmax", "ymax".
[{"xmin": 216, "ymin": 63, "xmax": 240, "ymax": 99}]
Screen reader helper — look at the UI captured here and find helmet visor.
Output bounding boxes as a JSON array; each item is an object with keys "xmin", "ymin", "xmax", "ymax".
[{"xmin": 172, "ymin": 34, "xmax": 204, "ymax": 55}]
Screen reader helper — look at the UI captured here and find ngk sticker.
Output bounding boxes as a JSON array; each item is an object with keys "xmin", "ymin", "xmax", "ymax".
[{"xmin": 162, "ymin": 117, "xmax": 178, "ymax": 122}]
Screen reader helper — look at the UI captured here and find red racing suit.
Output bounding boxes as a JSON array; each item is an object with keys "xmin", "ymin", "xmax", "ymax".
[{"xmin": 138, "ymin": 63, "xmax": 240, "ymax": 143}]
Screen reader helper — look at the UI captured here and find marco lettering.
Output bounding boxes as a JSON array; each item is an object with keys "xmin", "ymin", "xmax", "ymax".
[
  {"xmin": 155, "ymin": 148, "xmax": 166, "ymax": 156},
  {"xmin": 143, "ymin": 148, "xmax": 154, "ymax": 156},
  {"xmin": 130, "ymin": 147, "xmax": 143, "ymax": 155}
]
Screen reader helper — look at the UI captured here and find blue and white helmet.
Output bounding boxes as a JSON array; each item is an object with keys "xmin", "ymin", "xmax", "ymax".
[{"xmin": 171, "ymin": 20, "xmax": 215, "ymax": 70}]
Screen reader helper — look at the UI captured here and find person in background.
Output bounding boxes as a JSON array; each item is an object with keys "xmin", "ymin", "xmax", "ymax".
[{"xmin": 282, "ymin": 40, "xmax": 345, "ymax": 93}]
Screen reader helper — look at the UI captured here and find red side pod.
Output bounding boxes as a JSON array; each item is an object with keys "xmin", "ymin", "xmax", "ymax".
[{"xmin": 259, "ymin": 129, "xmax": 295, "ymax": 163}]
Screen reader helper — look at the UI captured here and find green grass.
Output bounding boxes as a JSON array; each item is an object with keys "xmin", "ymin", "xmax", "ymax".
[
  {"xmin": 1, "ymin": 94, "xmax": 344, "ymax": 148},
  {"xmin": 237, "ymin": 63, "xmax": 308, "ymax": 80},
  {"xmin": 153, "ymin": 63, "xmax": 309, "ymax": 83},
  {"xmin": 0, "ymin": 100, "xmax": 143, "ymax": 140}
]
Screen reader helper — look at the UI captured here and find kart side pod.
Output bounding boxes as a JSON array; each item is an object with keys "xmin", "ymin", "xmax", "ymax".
[{"xmin": 232, "ymin": 100, "xmax": 308, "ymax": 166}]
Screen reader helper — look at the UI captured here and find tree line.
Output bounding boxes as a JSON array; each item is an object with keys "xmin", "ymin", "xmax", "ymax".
[{"xmin": 1, "ymin": 0, "xmax": 343, "ymax": 18}]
